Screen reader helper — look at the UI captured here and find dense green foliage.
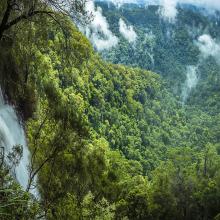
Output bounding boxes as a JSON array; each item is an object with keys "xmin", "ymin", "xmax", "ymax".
[
  {"xmin": 0, "ymin": 168, "xmax": 39, "ymax": 219},
  {"xmin": 0, "ymin": 1, "xmax": 220, "ymax": 219},
  {"xmin": 97, "ymin": 2, "xmax": 220, "ymax": 101}
]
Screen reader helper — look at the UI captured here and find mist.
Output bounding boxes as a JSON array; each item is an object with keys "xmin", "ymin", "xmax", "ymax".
[
  {"xmin": 159, "ymin": 0, "xmax": 178, "ymax": 22},
  {"xmin": 80, "ymin": 1, "xmax": 118, "ymax": 51},
  {"xmin": 119, "ymin": 19, "xmax": 137, "ymax": 43},
  {"xmin": 104, "ymin": 0, "xmax": 220, "ymax": 21},
  {"xmin": 196, "ymin": 34, "xmax": 220, "ymax": 64}
]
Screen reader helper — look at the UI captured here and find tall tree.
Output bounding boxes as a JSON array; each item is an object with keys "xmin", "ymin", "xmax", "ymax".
[{"xmin": 0, "ymin": 0, "xmax": 90, "ymax": 39}]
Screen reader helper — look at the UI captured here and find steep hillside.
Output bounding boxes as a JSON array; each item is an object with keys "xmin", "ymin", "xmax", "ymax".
[
  {"xmin": 26, "ymin": 20, "xmax": 220, "ymax": 219},
  {"xmin": 0, "ymin": 1, "xmax": 220, "ymax": 220},
  {"xmin": 93, "ymin": 1, "xmax": 220, "ymax": 111}
]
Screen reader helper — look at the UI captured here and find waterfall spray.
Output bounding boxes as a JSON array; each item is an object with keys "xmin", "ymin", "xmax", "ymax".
[{"xmin": 0, "ymin": 89, "xmax": 38, "ymax": 197}]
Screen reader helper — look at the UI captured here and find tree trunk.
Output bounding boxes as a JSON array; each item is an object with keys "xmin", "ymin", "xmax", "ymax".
[{"xmin": 0, "ymin": 0, "xmax": 12, "ymax": 40}]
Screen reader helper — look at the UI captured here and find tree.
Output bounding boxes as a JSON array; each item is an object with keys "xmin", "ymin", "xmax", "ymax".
[
  {"xmin": 0, "ymin": 0, "xmax": 90, "ymax": 39},
  {"xmin": 0, "ymin": 145, "xmax": 40, "ymax": 219}
]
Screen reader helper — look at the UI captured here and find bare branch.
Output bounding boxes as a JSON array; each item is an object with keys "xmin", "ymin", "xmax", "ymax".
[
  {"xmin": 4, "ymin": 10, "xmax": 55, "ymax": 31},
  {"xmin": 0, "ymin": 0, "xmax": 13, "ymax": 38},
  {"xmin": 0, "ymin": 0, "xmax": 91, "ymax": 40}
]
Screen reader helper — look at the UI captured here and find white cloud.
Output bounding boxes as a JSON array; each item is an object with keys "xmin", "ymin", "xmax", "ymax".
[
  {"xmin": 159, "ymin": 0, "xmax": 178, "ymax": 22},
  {"xmin": 158, "ymin": 0, "xmax": 220, "ymax": 22},
  {"xmin": 119, "ymin": 18, "xmax": 137, "ymax": 43},
  {"xmin": 196, "ymin": 34, "xmax": 220, "ymax": 63},
  {"xmin": 81, "ymin": 1, "xmax": 118, "ymax": 51}
]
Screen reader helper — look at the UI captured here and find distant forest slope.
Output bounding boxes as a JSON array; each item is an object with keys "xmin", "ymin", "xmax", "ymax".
[{"xmin": 95, "ymin": 1, "xmax": 220, "ymax": 114}]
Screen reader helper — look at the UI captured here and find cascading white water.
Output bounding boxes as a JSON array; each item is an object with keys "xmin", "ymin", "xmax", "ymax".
[{"xmin": 0, "ymin": 89, "xmax": 38, "ymax": 196}]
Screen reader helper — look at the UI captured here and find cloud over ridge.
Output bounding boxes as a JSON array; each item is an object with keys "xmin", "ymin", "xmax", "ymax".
[
  {"xmin": 196, "ymin": 34, "xmax": 220, "ymax": 64},
  {"xmin": 107, "ymin": 0, "xmax": 220, "ymax": 21},
  {"xmin": 119, "ymin": 19, "xmax": 137, "ymax": 43},
  {"xmin": 81, "ymin": 1, "xmax": 118, "ymax": 51}
]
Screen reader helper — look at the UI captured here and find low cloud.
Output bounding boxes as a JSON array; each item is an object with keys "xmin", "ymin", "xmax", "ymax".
[
  {"xmin": 196, "ymin": 34, "xmax": 220, "ymax": 63},
  {"xmin": 159, "ymin": 0, "xmax": 178, "ymax": 22},
  {"xmin": 119, "ymin": 19, "xmax": 137, "ymax": 43},
  {"xmin": 159, "ymin": 0, "xmax": 220, "ymax": 21},
  {"xmin": 158, "ymin": 0, "xmax": 220, "ymax": 22},
  {"xmin": 158, "ymin": 0, "xmax": 179, "ymax": 22},
  {"xmin": 81, "ymin": 1, "xmax": 118, "ymax": 51}
]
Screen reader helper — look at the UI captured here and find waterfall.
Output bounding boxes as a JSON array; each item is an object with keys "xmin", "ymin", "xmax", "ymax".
[{"xmin": 0, "ymin": 89, "xmax": 38, "ymax": 197}]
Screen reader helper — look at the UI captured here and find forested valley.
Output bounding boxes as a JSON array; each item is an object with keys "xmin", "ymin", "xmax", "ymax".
[{"xmin": 0, "ymin": 0, "xmax": 220, "ymax": 219}]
